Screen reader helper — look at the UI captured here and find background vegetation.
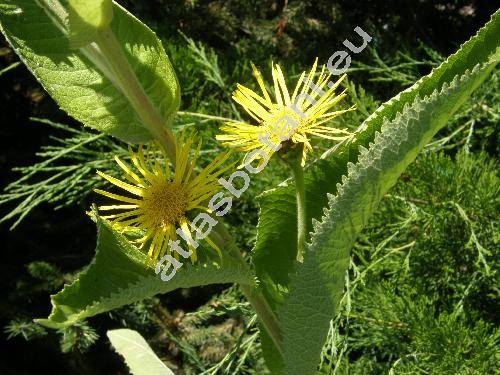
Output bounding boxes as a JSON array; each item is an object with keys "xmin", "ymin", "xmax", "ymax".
[{"xmin": 0, "ymin": 1, "xmax": 498, "ymax": 373}]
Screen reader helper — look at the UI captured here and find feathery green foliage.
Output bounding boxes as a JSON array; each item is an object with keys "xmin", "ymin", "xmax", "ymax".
[
  {"xmin": 0, "ymin": 118, "xmax": 126, "ymax": 229},
  {"xmin": 318, "ymin": 150, "xmax": 499, "ymax": 373}
]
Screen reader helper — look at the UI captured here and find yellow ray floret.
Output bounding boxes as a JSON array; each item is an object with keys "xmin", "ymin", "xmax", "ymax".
[
  {"xmin": 94, "ymin": 131, "xmax": 232, "ymax": 263},
  {"xmin": 216, "ymin": 59, "xmax": 355, "ymax": 165}
]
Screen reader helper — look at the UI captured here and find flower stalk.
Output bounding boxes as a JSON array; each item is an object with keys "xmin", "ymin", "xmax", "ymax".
[
  {"xmin": 212, "ymin": 223, "xmax": 284, "ymax": 357},
  {"xmin": 289, "ymin": 158, "xmax": 307, "ymax": 262},
  {"xmin": 279, "ymin": 144, "xmax": 308, "ymax": 262},
  {"xmin": 93, "ymin": 27, "xmax": 177, "ymax": 161}
]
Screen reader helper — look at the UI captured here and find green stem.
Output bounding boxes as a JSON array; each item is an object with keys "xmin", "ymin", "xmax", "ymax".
[
  {"xmin": 239, "ymin": 282, "xmax": 284, "ymax": 356},
  {"xmin": 289, "ymin": 160, "xmax": 307, "ymax": 262},
  {"xmin": 212, "ymin": 224, "xmax": 284, "ymax": 357},
  {"xmin": 93, "ymin": 27, "xmax": 177, "ymax": 161}
]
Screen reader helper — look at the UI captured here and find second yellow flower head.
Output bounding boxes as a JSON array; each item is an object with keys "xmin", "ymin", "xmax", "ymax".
[{"xmin": 217, "ymin": 59, "xmax": 354, "ymax": 166}]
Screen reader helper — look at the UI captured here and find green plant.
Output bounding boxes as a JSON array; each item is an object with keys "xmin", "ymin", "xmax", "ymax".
[
  {"xmin": 316, "ymin": 149, "xmax": 499, "ymax": 373},
  {"xmin": 1, "ymin": 1, "xmax": 498, "ymax": 373}
]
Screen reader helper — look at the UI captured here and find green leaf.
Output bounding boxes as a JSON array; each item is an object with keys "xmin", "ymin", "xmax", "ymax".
[
  {"xmin": 277, "ymin": 14, "xmax": 500, "ymax": 375},
  {"xmin": 252, "ymin": 10, "xmax": 500, "ymax": 318},
  {"xmin": 0, "ymin": 0, "xmax": 180, "ymax": 143},
  {"xmin": 253, "ymin": 158, "xmax": 350, "ymax": 373},
  {"xmin": 252, "ymin": 158, "xmax": 346, "ymax": 309},
  {"xmin": 108, "ymin": 328, "xmax": 174, "ymax": 375},
  {"xmin": 67, "ymin": 0, "xmax": 113, "ymax": 48},
  {"xmin": 36, "ymin": 218, "xmax": 253, "ymax": 329},
  {"xmin": 251, "ymin": 9, "xmax": 499, "ymax": 372}
]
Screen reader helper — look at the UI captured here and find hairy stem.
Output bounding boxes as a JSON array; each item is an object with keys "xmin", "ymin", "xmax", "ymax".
[
  {"xmin": 289, "ymin": 159, "xmax": 307, "ymax": 262},
  {"xmin": 239, "ymin": 282, "xmax": 284, "ymax": 356},
  {"xmin": 212, "ymin": 224, "xmax": 284, "ymax": 357},
  {"xmin": 93, "ymin": 27, "xmax": 177, "ymax": 160}
]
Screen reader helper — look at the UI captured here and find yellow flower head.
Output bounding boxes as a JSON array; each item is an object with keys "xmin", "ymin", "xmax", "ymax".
[
  {"xmin": 94, "ymin": 131, "xmax": 231, "ymax": 263},
  {"xmin": 216, "ymin": 59, "xmax": 354, "ymax": 166}
]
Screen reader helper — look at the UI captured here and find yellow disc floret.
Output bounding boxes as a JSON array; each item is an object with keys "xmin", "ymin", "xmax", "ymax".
[{"xmin": 141, "ymin": 180, "xmax": 188, "ymax": 228}]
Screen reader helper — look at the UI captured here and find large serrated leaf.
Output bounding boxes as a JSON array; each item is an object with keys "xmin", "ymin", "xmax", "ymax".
[
  {"xmin": 278, "ymin": 34, "xmax": 499, "ymax": 375},
  {"xmin": 108, "ymin": 328, "xmax": 175, "ymax": 375},
  {"xmin": 36, "ymin": 218, "xmax": 253, "ymax": 329},
  {"xmin": 252, "ymin": 158, "xmax": 353, "ymax": 373},
  {"xmin": 0, "ymin": 0, "xmax": 180, "ymax": 143},
  {"xmin": 252, "ymin": 9, "xmax": 500, "ymax": 312},
  {"xmin": 253, "ymin": 10, "xmax": 499, "ymax": 373}
]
